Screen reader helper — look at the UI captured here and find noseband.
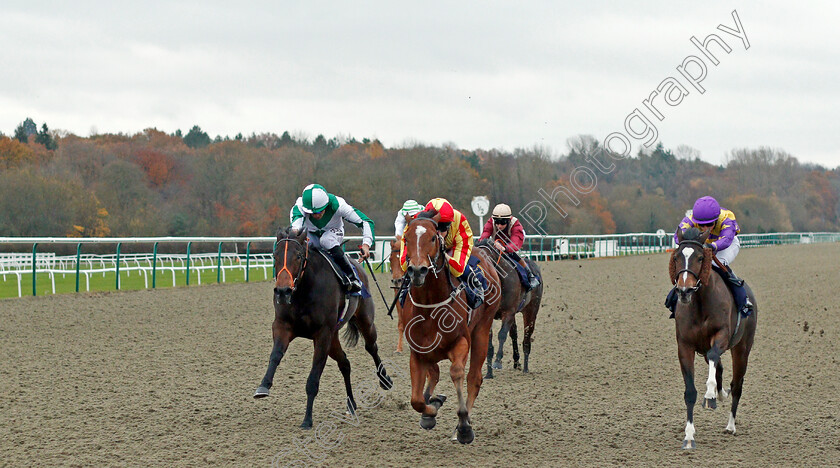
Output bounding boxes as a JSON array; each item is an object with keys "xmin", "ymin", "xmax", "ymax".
[{"xmin": 274, "ymin": 238, "xmax": 309, "ymax": 294}]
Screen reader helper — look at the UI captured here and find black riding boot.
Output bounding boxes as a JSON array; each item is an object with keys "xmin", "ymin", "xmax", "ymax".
[
  {"xmin": 665, "ymin": 288, "xmax": 678, "ymax": 319},
  {"xmin": 724, "ymin": 268, "xmax": 753, "ymax": 316},
  {"xmin": 458, "ymin": 263, "xmax": 486, "ymax": 309},
  {"xmin": 327, "ymin": 246, "xmax": 362, "ymax": 293}
]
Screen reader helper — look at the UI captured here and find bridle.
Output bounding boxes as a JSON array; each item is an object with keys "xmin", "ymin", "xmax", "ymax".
[
  {"xmin": 674, "ymin": 239, "xmax": 706, "ymax": 294},
  {"xmin": 403, "ymin": 217, "xmax": 464, "ymax": 309},
  {"xmin": 274, "ymin": 237, "xmax": 309, "ymax": 294},
  {"xmin": 407, "ymin": 217, "xmax": 447, "ymax": 277}
]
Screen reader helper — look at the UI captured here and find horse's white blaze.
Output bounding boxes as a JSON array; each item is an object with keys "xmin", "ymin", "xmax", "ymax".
[
  {"xmin": 705, "ymin": 360, "xmax": 717, "ymax": 400},
  {"xmin": 684, "ymin": 421, "xmax": 695, "ymax": 441},
  {"xmin": 726, "ymin": 412, "xmax": 736, "ymax": 433},
  {"xmin": 681, "ymin": 247, "xmax": 695, "ymax": 283},
  {"xmin": 415, "ymin": 226, "xmax": 427, "ymax": 263}
]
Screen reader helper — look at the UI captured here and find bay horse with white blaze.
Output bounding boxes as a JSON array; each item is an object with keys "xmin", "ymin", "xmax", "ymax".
[
  {"xmin": 475, "ymin": 240, "xmax": 543, "ymax": 376},
  {"xmin": 401, "ymin": 215, "xmax": 501, "ymax": 444},
  {"xmin": 253, "ymin": 227, "xmax": 392, "ymax": 429},
  {"xmin": 670, "ymin": 227, "xmax": 757, "ymax": 449}
]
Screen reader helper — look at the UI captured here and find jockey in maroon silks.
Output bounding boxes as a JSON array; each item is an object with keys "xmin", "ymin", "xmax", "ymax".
[
  {"xmin": 479, "ymin": 203, "xmax": 540, "ymax": 290},
  {"xmin": 665, "ymin": 196, "xmax": 754, "ymax": 318}
]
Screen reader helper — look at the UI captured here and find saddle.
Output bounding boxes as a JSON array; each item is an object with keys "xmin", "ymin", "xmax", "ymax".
[{"xmin": 314, "ymin": 248, "xmax": 371, "ymax": 300}]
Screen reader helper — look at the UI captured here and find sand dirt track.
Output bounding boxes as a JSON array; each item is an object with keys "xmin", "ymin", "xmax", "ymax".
[{"xmin": 1, "ymin": 243, "xmax": 839, "ymax": 467}]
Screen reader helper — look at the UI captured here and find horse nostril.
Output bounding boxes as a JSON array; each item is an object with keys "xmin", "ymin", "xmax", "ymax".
[{"xmin": 419, "ymin": 266, "xmax": 429, "ymax": 276}]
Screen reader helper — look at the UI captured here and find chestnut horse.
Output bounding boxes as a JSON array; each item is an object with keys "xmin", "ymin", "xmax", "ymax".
[
  {"xmin": 475, "ymin": 240, "xmax": 543, "ymax": 376},
  {"xmin": 253, "ymin": 227, "xmax": 392, "ymax": 429},
  {"xmin": 670, "ymin": 227, "xmax": 757, "ymax": 449},
  {"xmin": 401, "ymin": 216, "xmax": 501, "ymax": 444},
  {"xmin": 389, "ymin": 238, "xmax": 407, "ymax": 353}
]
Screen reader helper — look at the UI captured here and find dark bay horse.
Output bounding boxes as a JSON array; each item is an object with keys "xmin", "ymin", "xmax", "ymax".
[
  {"xmin": 254, "ymin": 227, "xmax": 392, "ymax": 429},
  {"xmin": 401, "ymin": 215, "xmax": 501, "ymax": 444},
  {"xmin": 475, "ymin": 240, "xmax": 543, "ymax": 376},
  {"xmin": 670, "ymin": 227, "xmax": 757, "ymax": 449}
]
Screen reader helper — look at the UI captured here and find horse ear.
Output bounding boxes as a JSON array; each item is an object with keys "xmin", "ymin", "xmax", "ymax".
[
  {"xmin": 295, "ymin": 228, "xmax": 307, "ymax": 242},
  {"xmin": 675, "ymin": 228, "xmax": 684, "ymax": 243},
  {"xmin": 698, "ymin": 229, "xmax": 711, "ymax": 244},
  {"xmin": 432, "ymin": 213, "xmax": 442, "ymax": 223},
  {"xmin": 404, "ymin": 214, "xmax": 412, "ymax": 225}
]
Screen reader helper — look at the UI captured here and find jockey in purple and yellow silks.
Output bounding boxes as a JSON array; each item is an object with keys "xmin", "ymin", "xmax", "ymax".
[{"xmin": 666, "ymin": 196, "xmax": 754, "ymax": 318}]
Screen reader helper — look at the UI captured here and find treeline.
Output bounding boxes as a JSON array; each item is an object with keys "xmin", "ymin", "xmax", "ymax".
[{"xmin": 1, "ymin": 119, "xmax": 838, "ymax": 238}]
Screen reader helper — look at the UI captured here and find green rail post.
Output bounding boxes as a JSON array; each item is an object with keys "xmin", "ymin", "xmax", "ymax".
[
  {"xmin": 217, "ymin": 242, "xmax": 223, "ymax": 284},
  {"xmin": 186, "ymin": 242, "xmax": 192, "ymax": 286},
  {"xmin": 116, "ymin": 243, "xmax": 122, "ymax": 290},
  {"xmin": 75, "ymin": 243, "xmax": 82, "ymax": 292},
  {"xmin": 31, "ymin": 243, "xmax": 38, "ymax": 296},
  {"xmin": 245, "ymin": 242, "xmax": 251, "ymax": 283},
  {"xmin": 152, "ymin": 242, "xmax": 158, "ymax": 289},
  {"xmin": 272, "ymin": 241, "xmax": 277, "ymax": 279}
]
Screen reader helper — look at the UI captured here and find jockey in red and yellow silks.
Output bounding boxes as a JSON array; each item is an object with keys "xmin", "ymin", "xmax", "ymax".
[{"xmin": 400, "ymin": 198, "xmax": 473, "ymax": 277}]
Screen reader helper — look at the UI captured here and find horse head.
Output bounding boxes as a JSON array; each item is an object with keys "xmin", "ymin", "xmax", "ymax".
[
  {"xmin": 273, "ymin": 226, "xmax": 309, "ymax": 305},
  {"xmin": 671, "ymin": 227, "xmax": 713, "ymax": 304},
  {"xmin": 389, "ymin": 237, "xmax": 404, "ymax": 288},
  {"xmin": 403, "ymin": 213, "xmax": 444, "ymax": 288}
]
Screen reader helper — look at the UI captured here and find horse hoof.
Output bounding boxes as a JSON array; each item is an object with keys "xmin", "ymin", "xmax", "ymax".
[
  {"xmin": 420, "ymin": 415, "xmax": 437, "ymax": 430},
  {"xmin": 522, "ymin": 366, "xmax": 529, "ymax": 374},
  {"xmin": 682, "ymin": 439, "xmax": 695, "ymax": 450},
  {"xmin": 484, "ymin": 372, "xmax": 494, "ymax": 379},
  {"xmin": 429, "ymin": 394, "xmax": 447, "ymax": 410},
  {"xmin": 492, "ymin": 361, "xmax": 503, "ymax": 370},
  {"xmin": 720, "ymin": 388, "xmax": 731, "ymax": 399},
  {"xmin": 456, "ymin": 425, "xmax": 475, "ymax": 444},
  {"xmin": 379, "ymin": 374, "xmax": 393, "ymax": 391},
  {"xmin": 300, "ymin": 420, "xmax": 313, "ymax": 430},
  {"xmin": 513, "ymin": 362, "xmax": 521, "ymax": 370},
  {"xmin": 703, "ymin": 398, "xmax": 717, "ymax": 410},
  {"xmin": 253, "ymin": 386, "xmax": 270, "ymax": 398}
]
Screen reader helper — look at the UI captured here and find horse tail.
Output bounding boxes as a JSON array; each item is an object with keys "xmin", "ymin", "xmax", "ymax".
[{"xmin": 342, "ymin": 317, "xmax": 361, "ymax": 348}]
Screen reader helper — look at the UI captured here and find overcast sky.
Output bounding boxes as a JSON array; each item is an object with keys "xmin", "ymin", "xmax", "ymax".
[{"xmin": 1, "ymin": 1, "xmax": 837, "ymax": 167}]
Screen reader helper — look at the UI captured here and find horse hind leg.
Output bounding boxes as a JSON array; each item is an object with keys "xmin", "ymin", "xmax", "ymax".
[
  {"xmin": 493, "ymin": 313, "xmax": 514, "ymax": 369},
  {"xmin": 423, "ymin": 363, "xmax": 441, "ymax": 405},
  {"xmin": 726, "ymin": 339, "xmax": 754, "ymax": 434},
  {"xmin": 510, "ymin": 320, "xmax": 521, "ymax": 370},
  {"xmin": 301, "ymin": 333, "xmax": 332, "ymax": 429},
  {"xmin": 485, "ymin": 327, "xmax": 495, "ymax": 379},
  {"xmin": 355, "ymin": 302, "xmax": 392, "ymax": 390},
  {"xmin": 521, "ymin": 296, "xmax": 540, "ymax": 373},
  {"xmin": 328, "ymin": 335, "xmax": 357, "ymax": 415}
]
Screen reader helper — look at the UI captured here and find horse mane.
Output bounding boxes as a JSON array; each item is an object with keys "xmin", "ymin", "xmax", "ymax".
[
  {"xmin": 416, "ymin": 210, "xmax": 436, "ymax": 219},
  {"xmin": 682, "ymin": 227, "xmax": 702, "ymax": 241}
]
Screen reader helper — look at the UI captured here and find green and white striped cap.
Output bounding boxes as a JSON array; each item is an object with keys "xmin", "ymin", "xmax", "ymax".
[
  {"xmin": 300, "ymin": 184, "xmax": 330, "ymax": 214},
  {"xmin": 400, "ymin": 199, "xmax": 424, "ymax": 216}
]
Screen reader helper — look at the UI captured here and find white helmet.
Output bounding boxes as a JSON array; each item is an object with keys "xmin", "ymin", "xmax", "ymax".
[
  {"xmin": 492, "ymin": 203, "xmax": 512, "ymax": 218},
  {"xmin": 300, "ymin": 184, "xmax": 330, "ymax": 214}
]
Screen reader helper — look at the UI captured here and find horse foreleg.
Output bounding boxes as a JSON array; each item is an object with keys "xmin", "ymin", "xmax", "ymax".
[
  {"xmin": 510, "ymin": 320, "xmax": 521, "ymax": 370},
  {"xmin": 703, "ymin": 334, "xmax": 728, "ymax": 410},
  {"xmin": 301, "ymin": 333, "xmax": 331, "ymax": 429},
  {"xmin": 254, "ymin": 324, "xmax": 292, "ymax": 398},
  {"xmin": 678, "ymin": 342, "xmax": 697, "ymax": 449},
  {"xmin": 411, "ymin": 353, "xmax": 441, "ymax": 430},
  {"xmin": 423, "ymin": 363, "xmax": 440, "ymax": 404},
  {"xmin": 448, "ymin": 337, "xmax": 473, "ymax": 444},
  {"xmin": 328, "ymin": 335, "xmax": 357, "ymax": 415}
]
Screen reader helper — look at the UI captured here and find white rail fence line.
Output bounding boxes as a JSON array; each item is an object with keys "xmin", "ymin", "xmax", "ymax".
[{"xmin": 2, "ymin": 232, "xmax": 838, "ymax": 297}]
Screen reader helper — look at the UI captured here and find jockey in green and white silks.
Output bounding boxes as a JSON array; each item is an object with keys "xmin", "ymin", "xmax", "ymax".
[{"xmin": 290, "ymin": 183, "xmax": 374, "ymax": 292}]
